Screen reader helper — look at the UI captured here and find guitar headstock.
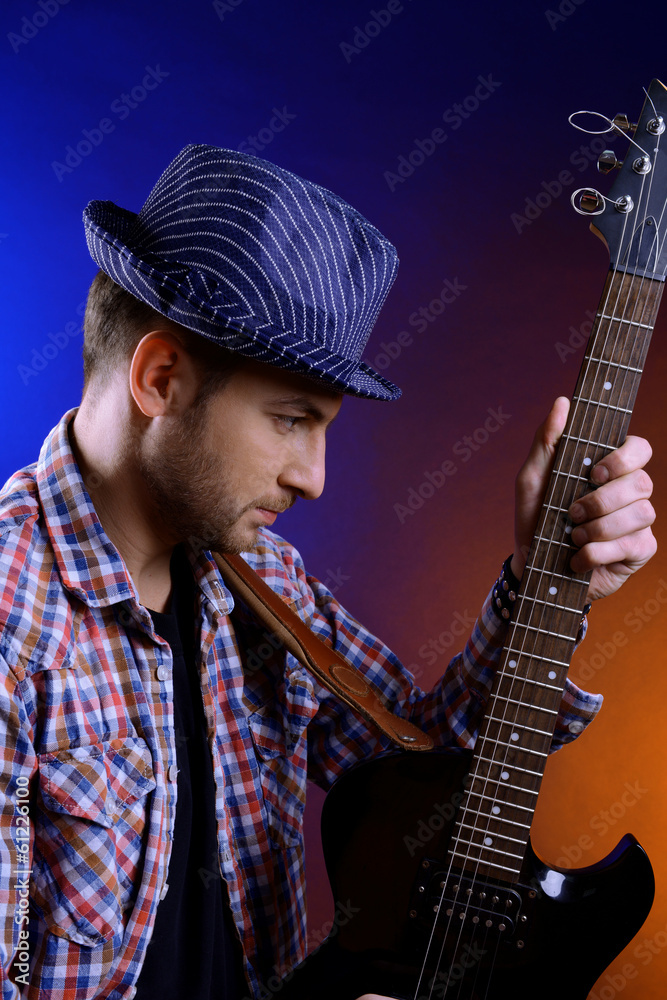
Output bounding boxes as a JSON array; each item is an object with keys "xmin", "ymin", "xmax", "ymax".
[{"xmin": 573, "ymin": 79, "xmax": 667, "ymax": 279}]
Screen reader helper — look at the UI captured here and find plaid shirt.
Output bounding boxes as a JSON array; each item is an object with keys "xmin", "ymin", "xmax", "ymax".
[{"xmin": 0, "ymin": 410, "xmax": 601, "ymax": 1000}]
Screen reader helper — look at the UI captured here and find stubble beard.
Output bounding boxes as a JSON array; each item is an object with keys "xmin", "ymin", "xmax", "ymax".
[{"xmin": 138, "ymin": 403, "xmax": 257, "ymax": 556}]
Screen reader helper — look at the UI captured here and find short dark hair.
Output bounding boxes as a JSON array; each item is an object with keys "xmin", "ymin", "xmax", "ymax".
[{"xmin": 82, "ymin": 270, "xmax": 242, "ymax": 401}]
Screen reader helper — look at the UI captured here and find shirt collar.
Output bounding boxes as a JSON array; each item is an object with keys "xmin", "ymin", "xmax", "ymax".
[{"xmin": 35, "ymin": 409, "xmax": 233, "ymax": 615}]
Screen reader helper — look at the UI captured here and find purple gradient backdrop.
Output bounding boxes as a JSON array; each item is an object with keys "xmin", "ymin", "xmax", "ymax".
[{"xmin": 2, "ymin": 1, "xmax": 667, "ymax": 995}]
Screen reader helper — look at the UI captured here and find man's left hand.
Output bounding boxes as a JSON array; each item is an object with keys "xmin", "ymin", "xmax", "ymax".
[{"xmin": 512, "ymin": 396, "xmax": 656, "ymax": 601}]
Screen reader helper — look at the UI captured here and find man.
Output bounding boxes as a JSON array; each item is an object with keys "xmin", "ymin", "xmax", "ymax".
[{"xmin": 0, "ymin": 145, "xmax": 655, "ymax": 1000}]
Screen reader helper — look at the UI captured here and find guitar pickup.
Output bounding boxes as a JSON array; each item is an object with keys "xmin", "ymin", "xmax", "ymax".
[{"xmin": 409, "ymin": 863, "xmax": 525, "ymax": 939}]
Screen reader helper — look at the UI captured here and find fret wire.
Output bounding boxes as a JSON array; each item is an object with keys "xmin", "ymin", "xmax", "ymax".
[
  {"xmin": 449, "ymin": 857, "xmax": 522, "ymax": 876},
  {"xmin": 511, "ymin": 620, "xmax": 576, "ymax": 642},
  {"xmin": 484, "ymin": 694, "xmax": 558, "ymax": 716},
  {"xmin": 574, "ymin": 397, "xmax": 632, "ymax": 413},
  {"xmin": 512, "ymin": 621, "xmax": 572, "ymax": 642},
  {"xmin": 483, "ymin": 713, "xmax": 554, "ymax": 737},
  {"xmin": 586, "ymin": 357, "xmax": 643, "ymax": 373},
  {"xmin": 476, "ymin": 755, "xmax": 544, "ymax": 777},
  {"xmin": 598, "ymin": 314, "xmax": 653, "ymax": 328},
  {"xmin": 496, "ymin": 674, "xmax": 562, "ymax": 698},
  {"xmin": 450, "ymin": 836, "xmax": 524, "ymax": 860},
  {"xmin": 468, "ymin": 774, "xmax": 540, "ymax": 794},
  {"xmin": 457, "ymin": 823, "xmax": 528, "ymax": 846},
  {"xmin": 545, "ymin": 503, "xmax": 569, "ymax": 514},
  {"xmin": 478, "ymin": 736, "xmax": 550, "ymax": 757},
  {"xmin": 553, "ymin": 469, "xmax": 591, "ymax": 483},
  {"xmin": 522, "ymin": 568, "xmax": 585, "ymax": 584},
  {"xmin": 464, "ymin": 791, "xmax": 534, "ymax": 813},
  {"xmin": 460, "ymin": 813, "xmax": 532, "ymax": 831},
  {"xmin": 528, "ymin": 596, "xmax": 585, "ymax": 614},
  {"xmin": 505, "ymin": 648, "xmax": 570, "ymax": 668}
]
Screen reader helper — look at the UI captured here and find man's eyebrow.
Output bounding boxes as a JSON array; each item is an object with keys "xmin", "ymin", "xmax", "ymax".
[{"xmin": 267, "ymin": 394, "xmax": 339, "ymax": 423}]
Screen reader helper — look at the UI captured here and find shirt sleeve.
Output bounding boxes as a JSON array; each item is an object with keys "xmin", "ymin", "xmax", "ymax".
[{"xmin": 266, "ymin": 540, "xmax": 602, "ymax": 788}]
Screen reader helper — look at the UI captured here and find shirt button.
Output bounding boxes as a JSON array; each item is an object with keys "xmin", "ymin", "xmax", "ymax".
[
  {"xmin": 127, "ymin": 989, "xmax": 137, "ymax": 1000},
  {"xmin": 160, "ymin": 882, "xmax": 169, "ymax": 901},
  {"xmin": 168, "ymin": 763, "xmax": 179, "ymax": 781},
  {"xmin": 156, "ymin": 665, "xmax": 170, "ymax": 681},
  {"xmin": 568, "ymin": 720, "xmax": 585, "ymax": 734}
]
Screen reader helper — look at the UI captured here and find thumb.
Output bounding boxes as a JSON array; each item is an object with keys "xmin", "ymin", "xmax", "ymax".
[{"xmin": 513, "ymin": 396, "xmax": 570, "ymax": 577}]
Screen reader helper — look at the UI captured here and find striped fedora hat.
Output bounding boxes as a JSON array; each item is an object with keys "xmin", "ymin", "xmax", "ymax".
[{"xmin": 83, "ymin": 144, "xmax": 401, "ymax": 400}]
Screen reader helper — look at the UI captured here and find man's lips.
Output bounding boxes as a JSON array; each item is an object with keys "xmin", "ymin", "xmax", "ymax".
[{"xmin": 255, "ymin": 507, "xmax": 279, "ymax": 525}]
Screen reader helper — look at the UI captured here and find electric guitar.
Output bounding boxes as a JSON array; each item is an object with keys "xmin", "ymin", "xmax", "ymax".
[{"xmin": 286, "ymin": 79, "xmax": 667, "ymax": 999}]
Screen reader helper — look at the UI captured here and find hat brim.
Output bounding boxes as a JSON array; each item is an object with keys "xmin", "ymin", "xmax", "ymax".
[{"xmin": 83, "ymin": 200, "xmax": 401, "ymax": 401}]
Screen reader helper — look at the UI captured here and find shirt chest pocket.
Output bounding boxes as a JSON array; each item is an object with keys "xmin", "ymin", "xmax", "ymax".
[
  {"xmin": 247, "ymin": 665, "xmax": 319, "ymax": 850},
  {"xmin": 32, "ymin": 737, "xmax": 156, "ymax": 947}
]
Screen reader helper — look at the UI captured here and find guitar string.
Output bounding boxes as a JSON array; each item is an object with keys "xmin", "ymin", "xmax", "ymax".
[
  {"xmin": 465, "ymin": 113, "xmax": 662, "ymax": 880},
  {"xmin": 408, "ymin": 239, "xmax": 639, "ymax": 1000},
  {"xmin": 410, "ymin": 105, "xmax": 663, "ymax": 1000},
  {"xmin": 444, "ymin": 133, "xmax": 663, "ymax": 995},
  {"xmin": 464, "ymin": 111, "xmax": 667, "ymax": 993},
  {"xmin": 420, "ymin": 127, "xmax": 659, "ymax": 999}
]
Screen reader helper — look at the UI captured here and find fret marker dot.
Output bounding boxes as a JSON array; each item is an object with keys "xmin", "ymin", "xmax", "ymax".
[
  {"xmin": 510, "ymin": 732, "xmax": 519, "ymax": 741},
  {"xmin": 549, "ymin": 586, "xmax": 558, "ymax": 595},
  {"xmin": 583, "ymin": 457, "xmax": 592, "ymax": 466},
  {"xmin": 565, "ymin": 525, "xmax": 572, "ymax": 534},
  {"xmin": 603, "ymin": 381, "xmax": 612, "ymax": 390},
  {"xmin": 548, "ymin": 670, "xmax": 557, "ymax": 680},
  {"xmin": 501, "ymin": 771, "xmax": 509, "ymax": 780},
  {"xmin": 492, "ymin": 806, "xmax": 501, "ymax": 815},
  {"xmin": 484, "ymin": 837, "xmax": 493, "ymax": 846},
  {"xmin": 508, "ymin": 659, "xmax": 517, "ymax": 669}
]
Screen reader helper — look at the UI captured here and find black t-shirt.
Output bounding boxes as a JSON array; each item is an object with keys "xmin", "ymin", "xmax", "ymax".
[{"xmin": 135, "ymin": 545, "xmax": 244, "ymax": 999}]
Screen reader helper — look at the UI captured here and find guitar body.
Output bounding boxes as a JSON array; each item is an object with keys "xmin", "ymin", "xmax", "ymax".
[{"xmin": 287, "ymin": 750, "xmax": 654, "ymax": 1000}]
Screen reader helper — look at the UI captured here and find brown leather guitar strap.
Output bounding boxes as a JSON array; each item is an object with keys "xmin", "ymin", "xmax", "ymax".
[{"xmin": 213, "ymin": 552, "xmax": 434, "ymax": 752}]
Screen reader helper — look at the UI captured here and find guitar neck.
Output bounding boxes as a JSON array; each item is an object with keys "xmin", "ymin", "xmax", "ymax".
[{"xmin": 448, "ymin": 267, "xmax": 663, "ymax": 883}]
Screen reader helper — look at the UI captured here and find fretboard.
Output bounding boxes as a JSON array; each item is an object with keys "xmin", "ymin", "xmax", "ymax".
[{"xmin": 447, "ymin": 268, "xmax": 663, "ymax": 883}]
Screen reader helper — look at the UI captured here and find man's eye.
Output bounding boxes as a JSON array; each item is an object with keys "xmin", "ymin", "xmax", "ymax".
[{"xmin": 276, "ymin": 415, "xmax": 301, "ymax": 430}]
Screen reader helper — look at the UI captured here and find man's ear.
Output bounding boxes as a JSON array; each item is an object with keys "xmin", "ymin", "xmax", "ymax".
[{"xmin": 129, "ymin": 331, "xmax": 198, "ymax": 417}]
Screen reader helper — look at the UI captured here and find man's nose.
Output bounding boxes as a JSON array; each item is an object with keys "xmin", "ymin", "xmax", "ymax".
[{"xmin": 278, "ymin": 435, "xmax": 326, "ymax": 500}]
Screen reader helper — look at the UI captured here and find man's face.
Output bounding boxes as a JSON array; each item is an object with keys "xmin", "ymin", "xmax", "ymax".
[{"xmin": 139, "ymin": 361, "xmax": 343, "ymax": 554}]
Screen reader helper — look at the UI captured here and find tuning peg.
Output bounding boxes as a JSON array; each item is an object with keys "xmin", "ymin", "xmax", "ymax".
[
  {"xmin": 647, "ymin": 116, "xmax": 665, "ymax": 135},
  {"xmin": 574, "ymin": 188, "xmax": 605, "ymax": 215},
  {"xmin": 612, "ymin": 113, "xmax": 637, "ymax": 134},
  {"xmin": 597, "ymin": 150, "xmax": 621, "ymax": 174}
]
